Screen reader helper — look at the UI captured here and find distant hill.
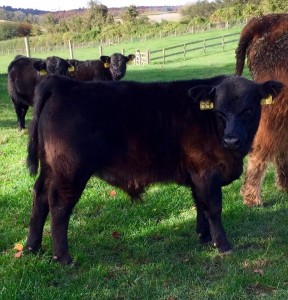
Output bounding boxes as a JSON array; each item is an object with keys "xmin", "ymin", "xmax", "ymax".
[
  {"xmin": 0, "ymin": 5, "xmax": 180, "ymax": 17},
  {"xmin": 1, "ymin": 5, "xmax": 49, "ymax": 15}
]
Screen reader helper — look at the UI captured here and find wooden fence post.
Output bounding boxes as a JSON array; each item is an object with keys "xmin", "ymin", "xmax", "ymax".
[
  {"xmin": 183, "ymin": 43, "xmax": 186, "ymax": 61},
  {"xmin": 222, "ymin": 36, "xmax": 224, "ymax": 51},
  {"xmin": 24, "ymin": 36, "xmax": 31, "ymax": 57},
  {"xmin": 99, "ymin": 45, "xmax": 103, "ymax": 56},
  {"xmin": 146, "ymin": 49, "xmax": 150, "ymax": 64},
  {"xmin": 68, "ymin": 40, "xmax": 74, "ymax": 59},
  {"xmin": 203, "ymin": 40, "xmax": 206, "ymax": 55},
  {"xmin": 163, "ymin": 48, "xmax": 165, "ymax": 65}
]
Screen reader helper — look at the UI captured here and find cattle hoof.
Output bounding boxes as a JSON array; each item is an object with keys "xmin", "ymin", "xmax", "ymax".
[
  {"xmin": 221, "ymin": 249, "xmax": 233, "ymax": 256},
  {"xmin": 53, "ymin": 254, "xmax": 73, "ymax": 265},
  {"xmin": 198, "ymin": 233, "xmax": 212, "ymax": 244},
  {"xmin": 243, "ymin": 200, "xmax": 263, "ymax": 207},
  {"xmin": 25, "ymin": 243, "xmax": 41, "ymax": 253}
]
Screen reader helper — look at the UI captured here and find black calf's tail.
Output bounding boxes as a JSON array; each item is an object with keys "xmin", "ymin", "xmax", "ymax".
[{"xmin": 27, "ymin": 86, "xmax": 52, "ymax": 175}]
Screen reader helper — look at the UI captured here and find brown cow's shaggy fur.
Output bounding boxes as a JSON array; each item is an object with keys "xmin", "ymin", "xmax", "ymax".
[{"xmin": 235, "ymin": 13, "xmax": 288, "ymax": 206}]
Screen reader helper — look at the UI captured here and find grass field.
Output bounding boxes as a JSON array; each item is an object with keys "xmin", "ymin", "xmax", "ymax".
[{"xmin": 1, "ymin": 29, "xmax": 288, "ymax": 299}]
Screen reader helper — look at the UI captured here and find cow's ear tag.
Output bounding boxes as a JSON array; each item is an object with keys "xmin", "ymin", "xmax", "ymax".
[
  {"xmin": 104, "ymin": 62, "xmax": 110, "ymax": 68},
  {"xmin": 200, "ymin": 100, "xmax": 214, "ymax": 110},
  {"xmin": 261, "ymin": 94, "xmax": 274, "ymax": 105},
  {"xmin": 68, "ymin": 66, "xmax": 75, "ymax": 72},
  {"xmin": 127, "ymin": 60, "xmax": 132, "ymax": 65},
  {"xmin": 39, "ymin": 69, "xmax": 48, "ymax": 76}
]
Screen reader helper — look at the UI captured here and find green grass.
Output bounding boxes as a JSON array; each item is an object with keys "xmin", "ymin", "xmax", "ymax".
[{"xmin": 1, "ymin": 30, "xmax": 288, "ymax": 299}]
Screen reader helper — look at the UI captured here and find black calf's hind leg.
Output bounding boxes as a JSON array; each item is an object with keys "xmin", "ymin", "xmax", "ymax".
[
  {"xmin": 48, "ymin": 177, "xmax": 88, "ymax": 265},
  {"xmin": 12, "ymin": 100, "xmax": 29, "ymax": 130},
  {"xmin": 26, "ymin": 172, "xmax": 50, "ymax": 252}
]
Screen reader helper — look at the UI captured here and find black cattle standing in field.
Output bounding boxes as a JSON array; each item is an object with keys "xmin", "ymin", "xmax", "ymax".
[
  {"xmin": 7, "ymin": 55, "xmax": 74, "ymax": 130},
  {"xmin": 68, "ymin": 52, "xmax": 135, "ymax": 81},
  {"xmin": 26, "ymin": 75, "xmax": 283, "ymax": 265}
]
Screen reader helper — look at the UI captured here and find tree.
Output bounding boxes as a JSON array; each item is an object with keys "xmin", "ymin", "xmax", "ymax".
[
  {"xmin": 17, "ymin": 22, "xmax": 32, "ymax": 36},
  {"xmin": 83, "ymin": 1, "xmax": 110, "ymax": 30},
  {"xmin": 120, "ymin": 5, "xmax": 140, "ymax": 23},
  {"xmin": 43, "ymin": 14, "xmax": 58, "ymax": 34},
  {"xmin": 260, "ymin": 0, "xmax": 288, "ymax": 13},
  {"xmin": 0, "ymin": 22, "xmax": 18, "ymax": 40},
  {"xmin": 180, "ymin": 1, "xmax": 217, "ymax": 23}
]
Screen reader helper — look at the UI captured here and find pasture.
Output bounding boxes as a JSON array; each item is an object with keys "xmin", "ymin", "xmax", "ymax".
[{"xmin": 1, "ymin": 29, "xmax": 288, "ymax": 299}]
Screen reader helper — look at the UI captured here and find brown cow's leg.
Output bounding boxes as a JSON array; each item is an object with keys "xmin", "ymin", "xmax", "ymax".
[
  {"xmin": 48, "ymin": 176, "xmax": 88, "ymax": 265},
  {"xmin": 26, "ymin": 171, "xmax": 50, "ymax": 252},
  {"xmin": 190, "ymin": 172, "xmax": 231, "ymax": 253},
  {"xmin": 241, "ymin": 153, "xmax": 267, "ymax": 206},
  {"xmin": 275, "ymin": 154, "xmax": 288, "ymax": 191}
]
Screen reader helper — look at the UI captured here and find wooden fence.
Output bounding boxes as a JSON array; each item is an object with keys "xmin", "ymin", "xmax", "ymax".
[
  {"xmin": 134, "ymin": 32, "xmax": 239, "ymax": 65},
  {"xmin": 2, "ymin": 32, "xmax": 240, "ymax": 66}
]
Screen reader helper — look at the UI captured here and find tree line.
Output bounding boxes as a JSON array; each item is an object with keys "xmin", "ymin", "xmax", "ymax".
[{"xmin": 0, "ymin": 0, "xmax": 286, "ymax": 43}]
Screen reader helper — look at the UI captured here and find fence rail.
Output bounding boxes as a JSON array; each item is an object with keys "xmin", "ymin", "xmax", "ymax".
[{"xmin": 138, "ymin": 32, "xmax": 240, "ymax": 65}]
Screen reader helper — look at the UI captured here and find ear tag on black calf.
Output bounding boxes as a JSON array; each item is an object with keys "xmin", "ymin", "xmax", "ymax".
[
  {"xmin": 68, "ymin": 66, "xmax": 75, "ymax": 72},
  {"xmin": 200, "ymin": 100, "xmax": 214, "ymax": 110},
  {"xmin": 261, "ymin": 95, "xmax": 274, "ymax": 105},
  {"xmin": 39, "ymin": 70, "xmax": 48, "ymax": 76},
  {"xmin": 104, "ymin": 62, "xmax": 110, "ymax": 68}
]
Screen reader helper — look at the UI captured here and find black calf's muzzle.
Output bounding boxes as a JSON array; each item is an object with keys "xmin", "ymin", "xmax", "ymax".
[{"xmin": 223, "ymin": 135, "xmax": 241, "ymax": 150}]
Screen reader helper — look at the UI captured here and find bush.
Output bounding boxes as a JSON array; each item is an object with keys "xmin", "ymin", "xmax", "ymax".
[{"xmin": 0, "ymin": 22, "xmax": 19, "ymax": 40}]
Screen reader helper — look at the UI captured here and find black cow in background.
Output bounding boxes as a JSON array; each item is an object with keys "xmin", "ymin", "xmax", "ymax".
[
  {"xmin": 26, "ymin": 74, "xmax": 283, "ymax": 265},
  {"xmin": 68, "ymin": 53, "xmax": 135, "ymax": 81},
  {"xmin": 7, "ymin": 55, "xmax": 74, "ymax": 130}
]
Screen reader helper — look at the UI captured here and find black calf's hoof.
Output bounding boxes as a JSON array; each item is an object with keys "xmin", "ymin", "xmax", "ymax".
[
  {"xmin": 53, "ymin": 255, "xmax": 73, "ymax": 265},
  {"xmin": 198, "ymin": 233, "xmax": 212, "ymax": 244}
]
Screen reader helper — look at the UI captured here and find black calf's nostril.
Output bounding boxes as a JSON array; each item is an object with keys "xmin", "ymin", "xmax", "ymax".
[{"xmin": 223, "ymin": 137, "xmax": 240, "ymax": 150}]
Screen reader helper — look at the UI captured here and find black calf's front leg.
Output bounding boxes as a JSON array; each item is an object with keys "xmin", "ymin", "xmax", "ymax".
[
  {"xmin": 190, "ymin": 172, "xmax": 231, "ymax": 253},
  {"xmin": 192, "ymin": 195, "xmax": 212, "ymax": 244}
]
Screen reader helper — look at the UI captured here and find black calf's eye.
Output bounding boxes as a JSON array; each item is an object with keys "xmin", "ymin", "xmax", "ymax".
[{"xmin": 242, "ymin": 107, "xmax": 253, "ymax": 117}]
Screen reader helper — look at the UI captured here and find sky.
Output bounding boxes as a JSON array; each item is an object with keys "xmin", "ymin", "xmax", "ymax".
[{"xmin": 0, "ymin": 0, "xmax": 194, "ymax": 11}]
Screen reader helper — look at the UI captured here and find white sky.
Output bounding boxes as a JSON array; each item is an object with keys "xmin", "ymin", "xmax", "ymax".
[{"xmin": 0, "ymin": 0, "xmax": 194, "ymax": 11}]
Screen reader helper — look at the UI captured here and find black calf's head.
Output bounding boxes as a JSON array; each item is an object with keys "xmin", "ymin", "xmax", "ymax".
[
  {"xmin": 189, "ymin": 76, "xmax": 283, "ymax": 155},
  {"xmin": 100, "ymin": 53, "xmax": 135, "ymax": 80},
  {"xmin": 33, "ymin": 56, "xmax": 74, "ymax": 76}
]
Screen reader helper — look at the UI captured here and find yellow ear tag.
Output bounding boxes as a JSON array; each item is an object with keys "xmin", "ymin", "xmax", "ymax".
[
  {"xmin": 261, "ymin": 94, "xmax": 274, "ymax": 105},
  {"xmin": 127, "ymin": 60, "xmax": 132, "ymax": 65},
  {"xmin": 200, "ymin": 100, "xmax": 214, "ymax": 110},
  {"xmin": 68, "ymin": 66, "xmax": 75, "ymax": 72},
  {"xmin": 39, "ymin": 70, "xmax": 48, "ymax": 76},
  {"xmin": 104, "ymin": 62, "xmax": 110, "ymax": 68}
]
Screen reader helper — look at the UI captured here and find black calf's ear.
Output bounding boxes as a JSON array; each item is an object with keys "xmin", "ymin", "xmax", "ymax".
[
  {"xmin": 127, "ymin": 54, "xmax": 135, "ymax": 63},
  {"xmin": 188, "ymin": 85, "xmax": 216, "ymax": 110},
  {"xmin": 259, "ymin": 80, "xmax": 284, "ymax": 104},
  {"xmin": 67, "ymin": 59, "xmax": 79, "ymax": 67},
  {"xmin": 33, "ymin": 60, "xmax": 47, "ymax": 76},
  {"xmin": 100, "ymin": 56, "xmax": 111, "ymax": 68}
]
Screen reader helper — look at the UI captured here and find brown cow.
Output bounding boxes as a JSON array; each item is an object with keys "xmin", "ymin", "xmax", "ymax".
[
  {"xmin": 26, "ymin": 75, "xmax": 282, "ymax": 264},
  {"xmin": 235, "ymin": 13, "xmax": 288, "ymax": 206},
  {"xmin": 7, "ymin": 55, "xmax": 74, "ymax": 130},
  {"xmin": 68, "ymin": 53, "xmax": 135, "ymax": 81}
]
